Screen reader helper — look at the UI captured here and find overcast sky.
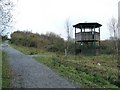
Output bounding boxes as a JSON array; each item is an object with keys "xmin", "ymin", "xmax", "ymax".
[{"xmin": 13, "ymin": 0, "xmax": 119, "ymax": 40}]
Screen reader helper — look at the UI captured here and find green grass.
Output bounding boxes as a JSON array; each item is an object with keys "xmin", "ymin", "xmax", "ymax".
[
  {"xmin": 0, "ymin": 36, "xmax": 2, "ymax": 89},
  {"xmin": 2, "ymin": 51, "xmax": 11, "ymax": 88},
  {"xmin": 34, "ymin": 55, "xmax": 119, "ymax": 88},
  {"xmin": 10, "ymin": 44, "xmax": 120, "ymax": 88},
  {"xmin": 10, "ymin": 43, "xmax": 46, "ymax": 55},
  {"xmin": 0, "ymin": 50, "xmax": 2, "ymax": 89}
]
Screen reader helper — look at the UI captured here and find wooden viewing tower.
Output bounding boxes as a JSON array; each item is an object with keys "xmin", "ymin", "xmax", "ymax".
[{"xmin": 73, "ymin": 22, "xmax": 102, "ymax": 55}]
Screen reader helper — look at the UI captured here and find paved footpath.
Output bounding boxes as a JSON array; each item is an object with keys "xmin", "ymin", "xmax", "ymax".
[{"xmin": 3, "ymin": 44, "xmax": 78, "ymax": 88}]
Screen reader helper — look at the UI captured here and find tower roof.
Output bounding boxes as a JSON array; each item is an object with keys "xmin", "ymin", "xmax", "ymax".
[{"xmin": 73, "ymin": 22, "xmax": 102, "ymax": 29}]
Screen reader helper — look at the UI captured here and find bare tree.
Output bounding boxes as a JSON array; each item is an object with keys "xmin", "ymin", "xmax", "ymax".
[
  {"xmin": 64, "ymin": 18, "xmax": 73, "ymax": 56},
  {"xmin": 118, "ymin": 14, "xmax": 120, "ymax": 84},
  {"xmin": 108, "ymin": 17, "xmax": 120, "ymax": 84},
  {"xmin": 0, "ymin": 0, "xmax": 14, "ymax": 36},
  {"xmin": 108, "ymin": 18, "xmax": 118, "ymax": 52},
  {"xmin": 108, "ymin": 17, "xmax": 118, "ymax": 40}
]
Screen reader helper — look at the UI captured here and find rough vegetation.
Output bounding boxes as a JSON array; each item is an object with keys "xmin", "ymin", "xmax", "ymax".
[
  {"xmin": 2, "ymin": 51, "xmax": 11, "ymax": 88},
  {"xmin": 10, "ymin": 31, "xmax": 66, "ymax": 53},
  {"xmin": 0, "ymin": 50, "xmax": 2, "ymax": 89},
  {"xmin": 34, "ymin": 54, "xmax": 119, "ymax": 88},
  {"xmin": 10, "ymin": 31, "xmax": 120, "ymax": 88},
  {"xmin": 10, "ymin": 31, "xmax": 119, "ymax": 55}
]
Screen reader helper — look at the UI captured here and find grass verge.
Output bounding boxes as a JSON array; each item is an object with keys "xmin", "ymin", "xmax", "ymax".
[
  {"xmin": 10, "ymin": 43, "xmax": 120, "ymax": 88},
  {"xmin": 10, "ymin": 43, "xmax": 46, "ymax": 55},
  {"xmin": 0, "ymin": 50, "xmax": 2, "ymax": 89},
  {"xmin": 2, "ymin": 51, "xmax": 11, "ymax": 88},
  {"xmin": 34, "ymin": 55, "xmax": 119, "ymax": 88}
]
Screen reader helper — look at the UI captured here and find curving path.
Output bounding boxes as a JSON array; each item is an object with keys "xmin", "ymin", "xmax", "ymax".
[{"xmin": 3, "ymin": 43, "xmax": 78, "ymax": 88}]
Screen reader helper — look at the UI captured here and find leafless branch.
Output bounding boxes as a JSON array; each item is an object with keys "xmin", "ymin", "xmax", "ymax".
[{"xmin": 0, "ymin": 0, "xmax": 15, "ymax": 35}]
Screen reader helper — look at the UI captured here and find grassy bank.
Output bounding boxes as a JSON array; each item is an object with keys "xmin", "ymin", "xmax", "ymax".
[
  {"xmin": 10, "ymin": 43, "xmax": 46, "ymax": 55},
  {"xmin": 0, "ymin": 37, "xmax": 2, "ymax": 89},
  {"xmin": 2, "ymin": 51, "xmax": 11, "ymax": 88},
  {"xmin": 0, "ymin": 51, "xmax": 2, "ymax": 89},
  {"xmin": 10, "ymin": 44, "xmax": 119, "ymax": 88},
  {"xmin": 34, "ymin": 54, "xmax": 119, "ymax": 88}
]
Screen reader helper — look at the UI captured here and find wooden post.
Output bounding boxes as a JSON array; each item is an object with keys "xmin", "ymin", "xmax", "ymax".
[
  {"xmin": 65, "ymin": 49, "xmax": 67, "ymax": 56},
  {"xmin": 99, "ymin": 27, "xmax": 100, "ymax": 54},
  {"xmin": 84, "ymin": 28, "xmax": 85, "ymax": 41},
  {"xmin": 75, "ymin": 27, "xmax": 76, "ymax": 55},
  {"xmin": 93, "ymin": 25, "xmax": 96, "ymax": 55}
]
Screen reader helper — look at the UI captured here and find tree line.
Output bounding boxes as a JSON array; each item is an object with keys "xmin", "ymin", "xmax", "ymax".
[
  {"xmin": 10, "ymin": 30, "xmax": 119, "ymax": 55},
  {"xmin": 10, "ymin": 31, "xmax": 67, "ymax": 53},
  {"xmin": 0, "ymin": 0, "xmax": 119, "ymax": 55}
]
